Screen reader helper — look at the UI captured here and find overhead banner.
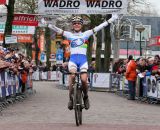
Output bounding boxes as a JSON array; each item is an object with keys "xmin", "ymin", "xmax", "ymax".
[
  {"xmin": 0, "ymin": 0, "xmax": 6, "ymax": 5},
  {"xmin": 12, "ymin": 14, "xmax": 38, "ymax": 26},
  {"xmin": 38, "ymin": 0, "xmax": 128, "ymax": 14}
]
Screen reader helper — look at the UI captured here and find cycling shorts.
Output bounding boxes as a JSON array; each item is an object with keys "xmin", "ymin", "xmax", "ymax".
[{"xmin": 68, "ymin": 54, "xmax": 88, "ymax": 72}]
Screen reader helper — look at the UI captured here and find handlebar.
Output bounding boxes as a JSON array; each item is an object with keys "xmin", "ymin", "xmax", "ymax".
[{"xmin": 60, "ymin": 69, "xmax": 86, "ymax": 75}]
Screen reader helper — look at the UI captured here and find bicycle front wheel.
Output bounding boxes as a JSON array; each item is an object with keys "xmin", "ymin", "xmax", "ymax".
[
  {"xmin": 77, "ymin": 88, "xmax": 82, "ymax": 125},
  {"xmin": 74, "ymin": 84, "xmax": 82, "ymax": 126}
]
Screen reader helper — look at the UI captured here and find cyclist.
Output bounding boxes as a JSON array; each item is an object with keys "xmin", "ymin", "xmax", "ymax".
[{"xmin": 41, "ymin": 14, "xmax": 118, "ymax": 110}]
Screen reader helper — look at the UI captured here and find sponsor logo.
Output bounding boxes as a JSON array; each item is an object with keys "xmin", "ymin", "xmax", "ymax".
[{"xmin": 71, "ymin": 38, "xmax": 84, "ymax": 48}]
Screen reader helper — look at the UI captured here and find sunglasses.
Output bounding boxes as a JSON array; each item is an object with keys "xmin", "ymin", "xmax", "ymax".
[{"xmin": 72, "ymin": 22, "xmax": 82, "ymax": 25}]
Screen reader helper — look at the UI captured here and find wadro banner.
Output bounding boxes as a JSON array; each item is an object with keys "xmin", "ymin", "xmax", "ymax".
[{"xmin": 38, "ymin": 0, "xmax": 128, "ymax": 14}]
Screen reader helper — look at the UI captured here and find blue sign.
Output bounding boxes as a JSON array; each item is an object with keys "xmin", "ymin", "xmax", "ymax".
[
  {"xmin": 40, "ymin": 52, "xmax": 46, "ymax": 62},
  {"xmin": 56, "ymin": 49, "xmax": 63, "ymax": 64},
  {"xmin": 56, "ymin": 53, "xmax": 63, "ymax": 60}
]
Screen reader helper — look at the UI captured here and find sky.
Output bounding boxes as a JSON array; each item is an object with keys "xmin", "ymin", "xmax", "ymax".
[{"xmin": 149, "ymin": 0, "xmax": 160, "ymax": 14}]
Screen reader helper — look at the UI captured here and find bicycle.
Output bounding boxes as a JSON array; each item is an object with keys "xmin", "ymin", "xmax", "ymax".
[
  {"xmin": 62, "ymin": 70, "xmax": 85, "ymax": 126},
  {"xmin": 72, "ymin": 72, "xmax": 84, "ymax": 126}
]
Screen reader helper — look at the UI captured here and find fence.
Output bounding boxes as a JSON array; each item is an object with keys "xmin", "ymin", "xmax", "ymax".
[
  {"xmin": 32, "ymin": 70, "xmax": 160, "ymax": 101},
  {"xmin": 32, "ymin": 70, "xmax": 60, "ymax": 81},
  {"xmin": 0, "ymin": 70, "xmax": 34, "ymax": 111},
  {"xmin": 110, "ymin": 73, "xmax": 160, "ymax": 101}
]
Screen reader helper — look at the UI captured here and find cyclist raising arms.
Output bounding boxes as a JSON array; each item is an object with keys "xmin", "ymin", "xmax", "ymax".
[{"xmin": 41, "ymin": 14, "xmax": 118, "ymax": 110}]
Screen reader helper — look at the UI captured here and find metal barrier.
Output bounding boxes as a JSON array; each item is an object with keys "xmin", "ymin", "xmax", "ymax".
[
  {"xmin": 145, "ymin": 75, "xmax": 160, "ymax": 99},
  {"xmin": 0, "ymin": 70, "xmax": 34, "ymax": 112},
  {"xmin": 32, "ymin": 70, "xmax": 60, "ymax": 81},
  {"xmin": 110, "ymin": 73, "xmax": 160, "ymax": 102},
  {"xmin": 32, "ymin": 70, "xmax": 160, "ymax": 101},
  {"xmin": 110, "ymin": 73, "xmax": 121, "ymax": 90}
]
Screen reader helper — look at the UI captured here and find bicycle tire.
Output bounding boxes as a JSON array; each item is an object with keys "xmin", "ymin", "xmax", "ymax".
[
  {"xmin": 74, "ymin": 83, "xmax": 80, "ymax": 126},
  {"xmin": 77, "ymin": 88, "xmax": 82, "ymax": 125}
]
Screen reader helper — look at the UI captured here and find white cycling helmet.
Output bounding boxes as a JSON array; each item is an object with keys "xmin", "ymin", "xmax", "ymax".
[{"xmin": 72, "ymin": 16, "xmax": 83, "ymax": 24}]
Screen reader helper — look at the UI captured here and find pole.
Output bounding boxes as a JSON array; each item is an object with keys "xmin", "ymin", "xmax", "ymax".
[{"xmin": 140, "ymin": 32, "xmax": 142, "ymax": 56}]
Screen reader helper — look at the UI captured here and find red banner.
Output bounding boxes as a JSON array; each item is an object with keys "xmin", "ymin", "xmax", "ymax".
[
  {"xmin": 0, "ymin": 0, "xmax": 6, "ymax": 5},
  {"xmin": 17, "ymin": 34, "xmax": 33, "ymax": 43},
  {"xmin": 12, "ymin": 14, "xmax": 38, "ymax": 26},
  {"xmin": 0, "ymin": 34, "xmax": 33, "ymax": 43}
]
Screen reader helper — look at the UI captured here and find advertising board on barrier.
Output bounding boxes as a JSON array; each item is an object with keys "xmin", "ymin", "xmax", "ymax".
[
  {"xmin": 157, "ymin": 79, "xmax": 160, "ymax": 98},
  {"xmin": 32, "ymin": 71, "xmax": 40, "ymax": 81},
  {"xmin": 92, "ymin": 73, "xmax": 110, "ymax": 88},
  {"xmin": 38, "ymin": 0, "xmax": 128, "ymax": 14},
  {"xmin": 147, "ymin": 76, "xmax": 158, "ymax": 98},
  {"xmin": 119, "ymin": 76, "xmax": 128, "ymax": 91}
]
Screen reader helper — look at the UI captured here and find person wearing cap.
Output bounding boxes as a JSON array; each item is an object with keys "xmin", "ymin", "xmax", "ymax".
[
  {"xmin": 125, "ymin": 55, "xmax": 137, "ymax": 100},
  {"xmin": 41, "ymin": 14, "xmax": 118, "ymax": 110}
]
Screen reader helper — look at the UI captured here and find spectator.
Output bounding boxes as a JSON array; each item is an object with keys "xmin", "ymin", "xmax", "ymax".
[
  {"xmin": 125, "ymin": 55, "xmax": 137, "ymax": 100},
  {"xmin": 136, "ymin": 58, "xmax": 148, "ymax": 97},
  {"xmin": 52, "ymin": 64, "xmax": 57, "ymax": 71}
]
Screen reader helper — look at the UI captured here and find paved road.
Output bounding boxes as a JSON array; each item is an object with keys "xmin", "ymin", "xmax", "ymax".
[{"xmin": 0, "ymin": 82, "xmax": 160, "ymax": 130}]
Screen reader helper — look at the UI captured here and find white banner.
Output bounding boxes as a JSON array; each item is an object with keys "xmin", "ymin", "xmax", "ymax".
[
  {"xmin": 5, "ymin": 35, "xmax": 17, "ymax": 44},
  {"xmin": 147, "ymin": 76, "xmax": 157, "ymax": 98},
  {"xmin": 38, "ymin": 0, "xmax": 128, "ymax": 14},
  {"xmin": 92, "ymin": 73, "xmax": 110, "ymax": 88},
  {"xmin": 32, "ymin": 71, "xmax": 40, "ymax": 80},
  {"xmin": 41, "ymin": 72, "xmax": 48, "ymax": 80},
  {"xmin": 48, "ymin": 71, "xmax": 59, "ymax": 80}
]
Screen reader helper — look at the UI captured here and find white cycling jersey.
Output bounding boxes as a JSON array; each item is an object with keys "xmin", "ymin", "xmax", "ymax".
[{"xmin": 48, "ymin": 21, "xmax": 109, "ymax": 55}]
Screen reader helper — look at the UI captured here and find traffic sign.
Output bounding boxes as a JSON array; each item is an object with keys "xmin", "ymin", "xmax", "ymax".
[{"xmin": 40, "ymin": 52, "xmax": 46, "ymax": 62}]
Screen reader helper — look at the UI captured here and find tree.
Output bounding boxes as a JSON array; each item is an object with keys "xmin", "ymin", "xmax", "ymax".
[
  {"xmin": 14, "ymin": 0, "xmax": 43, "ymax": 66},
  {"xmin": 3, "ymin": 0, "xmax": 15, "ymax": 47},
  {"xmin": 14, "ymin": 0, "xmax": 37, "ymax": 13},
  {"xmin": 45, "ymin": 27, "xmax": 51, "ymax": 68},
  {"xmin": 86, "ymin": 14, "xmax": 112, "ymax": 72},
  {"xmin": 128, "ymin": 0, "xmax": 158, "ymax": 16}
]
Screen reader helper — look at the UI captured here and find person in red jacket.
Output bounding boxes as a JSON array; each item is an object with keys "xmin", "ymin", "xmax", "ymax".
[
  {"xmin": 125, "ymin": 55, "xmax": 137, "ymax": 100},
  {"xmin": 21, "ymin": 69, "xmax": 28, "ymax": 93}
]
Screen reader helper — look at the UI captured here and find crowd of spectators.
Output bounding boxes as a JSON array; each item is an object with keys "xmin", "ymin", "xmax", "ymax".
[
  {"xmin": 113, "ymin": 55, "xmax": 160, "ymax": 77},
  {"xmin": 112, "ymin": 55, "xmax": 160, "ymax": 100},
  {"xmin": 0, "ymin": 46, "xmax": 34, "ymax": 93}
]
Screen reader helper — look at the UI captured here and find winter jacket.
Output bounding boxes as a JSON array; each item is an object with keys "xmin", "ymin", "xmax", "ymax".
[{"xmin": 125, "ymin": 60, "xmax": 137, "ymax": 81}]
